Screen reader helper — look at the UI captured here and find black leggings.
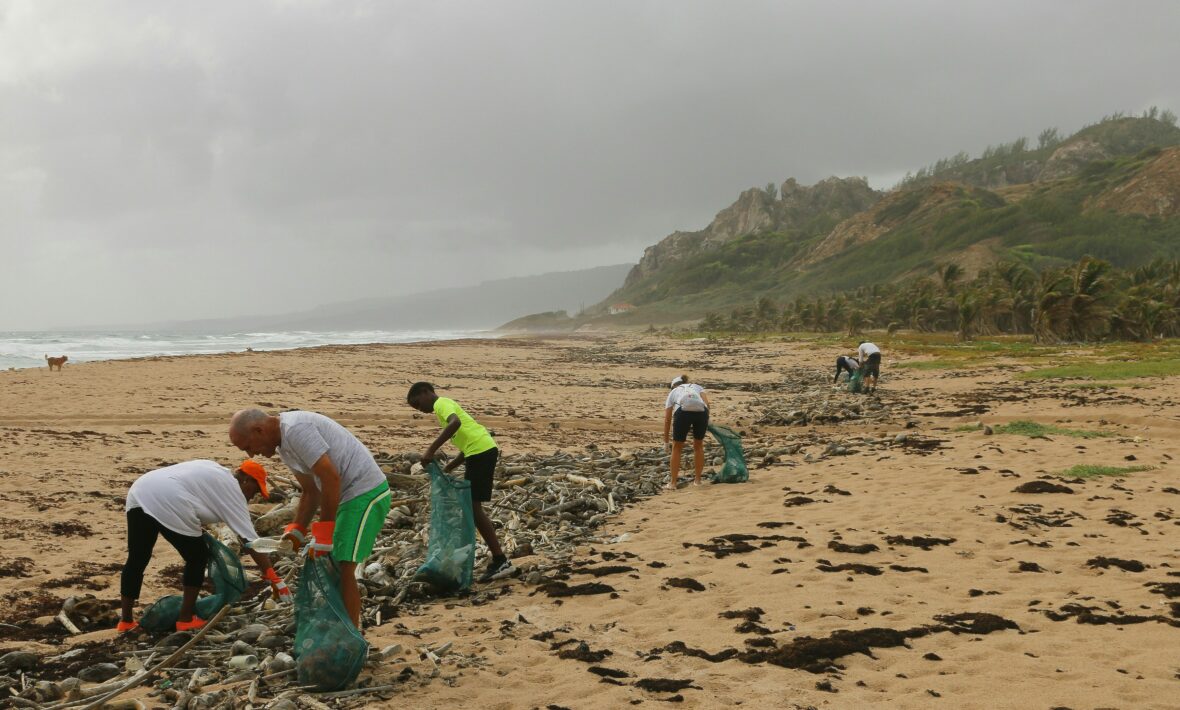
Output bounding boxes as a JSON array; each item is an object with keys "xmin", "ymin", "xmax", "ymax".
[
  {"xmin": 834, "ymin": 357, "xmax": 858, "ymax": 382},
  {"xmin": 121, "ymin": 507, "xmax": 208, "ymax": 599}
]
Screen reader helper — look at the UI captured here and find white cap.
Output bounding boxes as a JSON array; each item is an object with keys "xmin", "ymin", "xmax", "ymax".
[{"xmin": 670, "ymin": 376, "xmax": 685, "ymax": 388}]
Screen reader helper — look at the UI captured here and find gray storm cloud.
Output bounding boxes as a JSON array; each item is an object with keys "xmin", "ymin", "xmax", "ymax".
[{"xmin": 1, "ymin": 0, "xmax": 1177, "ymax": 328}]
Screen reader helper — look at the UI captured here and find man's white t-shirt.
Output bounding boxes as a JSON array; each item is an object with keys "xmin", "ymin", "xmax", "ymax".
[
  {"xmin": 277, "ymin": 411, "xmax": 385, "ymax": 505},
  {"xmin": 858, "ymin": 342, "xmax": 881, "ymax": 360},
  {"xmin": 665, "ymin": 383, "xmax": 707, "ymax": 412},
  {"xmin": 125, "ymin": 460, "xmax": 259, "ymax": 541}
]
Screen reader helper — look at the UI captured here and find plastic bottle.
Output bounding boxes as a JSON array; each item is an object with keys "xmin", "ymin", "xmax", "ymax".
[{"xmin": 248, "ymin": 536, "xmax": 294, "ymax": 554}]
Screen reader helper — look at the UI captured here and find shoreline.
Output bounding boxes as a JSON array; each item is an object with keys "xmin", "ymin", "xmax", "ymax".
[{"xmin": 0, "ymin": 328, "xmax": 504, "ymax": 372}]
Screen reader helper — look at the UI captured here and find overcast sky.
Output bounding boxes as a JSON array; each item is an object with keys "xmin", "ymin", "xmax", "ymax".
[{"xmin": 1, "ymin": 0, "xmax": 1177, "ymax": 329}]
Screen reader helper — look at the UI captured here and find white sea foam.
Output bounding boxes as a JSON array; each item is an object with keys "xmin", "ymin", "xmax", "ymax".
[{"xmin": 0, "ymin": 329, "xmax": 486, "ymax": 370}]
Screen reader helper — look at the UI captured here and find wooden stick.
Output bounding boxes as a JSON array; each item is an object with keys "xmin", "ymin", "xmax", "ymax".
[
  {"xmin": 316, "ymin": 683, "xmax": 400, "ymax": 699},
  {"xmin": 74, "ymin": 605, "xmax": 231, "ymax": 710},
  {"xmin": 55, "ymin": 611, "xmax": 82, "ymax": 635}
]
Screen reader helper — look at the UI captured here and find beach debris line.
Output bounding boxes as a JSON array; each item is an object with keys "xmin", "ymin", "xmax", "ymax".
[
  {"xmin": 6, "ymin": 443, "xmax": 705, "ymax": 705},
  {"xmin": 751, "ymin": 368, "xmax": 907, "ymax": 426}
]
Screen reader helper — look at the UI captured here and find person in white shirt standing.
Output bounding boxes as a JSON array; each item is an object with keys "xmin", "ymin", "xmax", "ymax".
[
  {"xmin": 857, "ymin": 341, "xmax": 882, "ymax": 392},
  {"xmin": 663, "ymin": 375, "xmax": 712, "ymax": 490},
  {"xmin": 119, "ymin": 459, "xmax": 289, "ymax": 633}
]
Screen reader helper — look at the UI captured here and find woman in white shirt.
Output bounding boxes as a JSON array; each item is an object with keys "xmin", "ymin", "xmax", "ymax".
[
  {"xmin": 118, "ymin": 459, "xmax": 288, "ymax": 633},
  {"xmin": 663, "ymin": 375, "xmax": 712, "ymax": 489}
]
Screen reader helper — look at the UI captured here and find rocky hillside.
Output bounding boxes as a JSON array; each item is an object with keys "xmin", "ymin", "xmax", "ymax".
[
  {"xmin": 589, "ymin": 114, "xmax": 1180, "ymax": 325},
  {"xmin": 623, "ymin": 176, "xmax": 881, "ymax": 287}
]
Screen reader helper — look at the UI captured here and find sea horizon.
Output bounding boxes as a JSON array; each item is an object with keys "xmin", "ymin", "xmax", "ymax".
[{"xmin": 0, "ymin": 328, "xmax": 491, "ymax": 371}]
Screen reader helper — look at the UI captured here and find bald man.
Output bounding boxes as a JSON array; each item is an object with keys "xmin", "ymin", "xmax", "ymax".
[{"xmin": 229, "ymin": 409, "xmax": 390, "ymax": 628}]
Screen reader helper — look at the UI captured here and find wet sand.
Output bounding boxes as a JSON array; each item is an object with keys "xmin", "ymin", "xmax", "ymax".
[{"xmin": 1, "ymin": 334, "xmax": 1178, "ymax": 708}]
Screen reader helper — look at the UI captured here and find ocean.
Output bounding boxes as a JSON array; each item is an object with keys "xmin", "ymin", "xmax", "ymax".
[{"xmin": 0, "ymin": 329, "xmax": 486, "ymax": 371}]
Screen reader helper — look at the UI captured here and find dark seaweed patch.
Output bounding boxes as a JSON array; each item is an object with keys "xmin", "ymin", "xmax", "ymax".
[
  {"xmin": 541, "ymin": 582, "xmax": 616, "ymax": 597},
  {"xmin": 634, "ymin": 678, "xmax": 700, "ymax": 693},
  {"xmin": 1013, "ymin": 481, "xmax": 1074, "ymax": 494},
  {"xmin": 588, "ymin": 666, "xmax": 630, "ymax": 679},
  {"xmin": 666, "ymin": 577, "xmax": 706, "ymax": 592},
  {"xmin": 883, "ymin": 535, "xmax": 955, "ymax": 550},
  {"xmin": 828, "ymin": 541, "xmax": 879, "ymax": 554},
  {"xmin": 1086, "ymin": 557, "xmax": 1146, "ymax": 573},
  {"xmin": 816, "ymin": 562, "xmax": 882, "ymax": 576},
  {"xmin": 557, "ymin": 642, "xmax": 613, "ymax": 663},
  {"xmin": 889, "ymin": 565, "xmax": 928, "ymax": 573}
]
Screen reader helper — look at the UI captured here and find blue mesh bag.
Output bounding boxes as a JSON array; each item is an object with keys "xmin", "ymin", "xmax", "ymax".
[
  {"xmin": 138, "ymin": 533, "xmax": 247, "ymax": 632},
  {"xmin": 293, "ymin": 555, "xmax": 367, "ymax": 692},
  {"xmin": 708, "ymin": 423, "xmax": 749, "ymax": 483},
  {"xmin": 412, "ymin": 462, "xmax": 475, "ymax": 593}
]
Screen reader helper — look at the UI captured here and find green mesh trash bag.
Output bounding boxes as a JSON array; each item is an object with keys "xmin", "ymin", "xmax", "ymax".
[
  {"xmin": 848, "ymin": 368, "xmax": 866, "ymax": 394},
  {"xmin": 708, "ymin": 423, "xmax": 749, "ymax": 483},
  {"xmin": 293, "ymin": 556, "xmax": 367, "ymax": 692},
  {"xmin": 412, "ymin": 462, "xmax": 476, "ymax": 593},
  {"xmin": 138, "ymin": 533, "xmax": 248, "ymax": 632}
]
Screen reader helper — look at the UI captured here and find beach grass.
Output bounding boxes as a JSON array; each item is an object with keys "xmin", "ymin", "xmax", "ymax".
[
  {"xmin": 957, "ymin": 419, "xmax": 1115, "ymax": 437},
  {"xmin": 954, "ymin": 423, "xmax": 984, "ymax": 432},
  {"xmin": 1060, "ymin": 464, "xmax": 1153, "ymax": 478},
  {"xmin": 1019, "ymin": 359, "xmax": 1180, "ymax": 381},
  {"xmin": 896, "ymin": 359, "xmax": 970, "ymax": 370},
  {"xmin": 1053, "ymin": 381, "xmax": 1141, "ymax": 389},
  {"xmin": 993, "ymin": 420, "xmax": 1115, "ymax": 438}
]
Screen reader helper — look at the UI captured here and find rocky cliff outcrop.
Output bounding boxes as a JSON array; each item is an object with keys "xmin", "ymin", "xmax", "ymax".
[
  {"xmin": 800, "ymin": 183, "xmax": 986, "ymax": 267},
  {"xmin": 1089, "ymin": 146, "xmax": 1180, "ymax": 217},
  {"xmin": 624, "ymin": 176, "xmax": 880, "ymax": 287},
  {"xmin": 1038, "ymin": 139, "xmax": 1111, "ymax": 181}
]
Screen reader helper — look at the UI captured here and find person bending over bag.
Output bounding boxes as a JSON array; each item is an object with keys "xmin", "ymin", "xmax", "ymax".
[
  {"xmin": 834, "ymin": 355, "xmax": 860, "ymax": 383},
  {"xmin": 663, "ymin": 375, "xmax": 712, "ymax": 490},
  {"xmin": 118, "ymin": 459, "xmax": 289, "ymax": 633}
]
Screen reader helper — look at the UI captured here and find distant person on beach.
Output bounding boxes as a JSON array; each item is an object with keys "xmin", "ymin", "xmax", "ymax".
[
  {"xmin": 406, "ymin": 382, "xmax": 515, "ymax": 583},
  {"xmin": 834, "ymin": 355, "xmax": 860, "ymax": 383},
  {"xmin": 857, "ymin": 341, "xmax": 882, "ymax": 392},
  {"xmin": 229, "ymin": 409, "xmax": 391, "ymax": 629},
  {"xmin": 663, "ymin": 375, "xmax": 711, "ymax": 489},
  {"xmin": 118, "ymin": 459, "xmax": 290, "ymax": 633}
]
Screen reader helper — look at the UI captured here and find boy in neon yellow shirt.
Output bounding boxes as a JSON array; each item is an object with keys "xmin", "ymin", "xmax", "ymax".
[{"xmin": 407, "ymin": 381, "xmax": 515, "ymax": 582}]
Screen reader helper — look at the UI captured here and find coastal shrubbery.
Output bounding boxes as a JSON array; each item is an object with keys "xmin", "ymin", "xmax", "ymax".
[{"xmin": 699, "ymin": 255, "xmax": 1180, "ymax": 344}]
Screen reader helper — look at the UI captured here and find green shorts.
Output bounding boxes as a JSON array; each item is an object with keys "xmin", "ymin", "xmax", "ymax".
[{"xmin": 333, "ymin": 483, "xmax": 391, "ymax": 563}]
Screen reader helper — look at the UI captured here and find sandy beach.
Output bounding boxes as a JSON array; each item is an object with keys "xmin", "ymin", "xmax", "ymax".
[{"xmin": 2, "ymin": 334, "xmax": 1178, "ymax": 709}]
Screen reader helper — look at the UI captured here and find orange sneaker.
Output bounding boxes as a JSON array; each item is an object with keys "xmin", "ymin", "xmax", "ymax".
[
  {"xmin": 116, "ymin": 620, "xmax": 139, "ymax": 633},
  {"xmin": 175, "ymin": 617, "xmax": 206, "ymax": 632}
]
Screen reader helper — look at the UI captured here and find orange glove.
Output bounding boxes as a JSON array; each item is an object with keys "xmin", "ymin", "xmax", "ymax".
[
  {"xmin": 282, "ymin": 523, "xmax": 307, "ymax": 551},
  {"xmin": 308, "ymin": 521, "xmax": 335, "ymax": 559},
  {"xmin": 263, "ymin": 567, "xmax": 292, "ymax": 604}
]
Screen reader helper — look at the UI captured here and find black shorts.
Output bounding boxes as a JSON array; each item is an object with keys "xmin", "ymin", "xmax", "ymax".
[
  {"xmin": 672, "ymin": 408, "xmax": 709, "ymax": 442},
  {"xmin": 464, "ymin": 447, "xmax": 498, "ymax": 502},
  {"xmin": 864, "ymin": 352, "xmax": 881, "ymax": 378}
]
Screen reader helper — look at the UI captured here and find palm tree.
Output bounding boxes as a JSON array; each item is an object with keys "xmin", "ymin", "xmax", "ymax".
[
  {"xmin": 955, "ymin": 292, "xmax": 980, "ymax": 341},
  {"xmin": 1032, "ymin": 269, "xmax": 1070, "ymax": 343},
  {"xmin": 1062, "ymin": 257, "xmax": 1113, "ymax": 341},
  {"xmin": 938, "ymin": 263, "xmax": 964, "ymax": 294},
  {"xmin": 846, "ymin": 310, "xmax": 865, "ymax": 337}
]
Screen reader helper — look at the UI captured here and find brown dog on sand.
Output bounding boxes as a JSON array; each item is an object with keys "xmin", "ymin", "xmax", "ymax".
[{"xmin": 45, "ymin": 354, "xmax": 68, "ymax": 371}]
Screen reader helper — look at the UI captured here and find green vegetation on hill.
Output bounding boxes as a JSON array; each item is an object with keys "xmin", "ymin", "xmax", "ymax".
[
  {"xmin": 596, "ymin": 112, "xmax": 1180, "ymax": 335},
  {"xmin": 897, "ymin": 110, "xmax": 1180, "ymax": 190}
]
